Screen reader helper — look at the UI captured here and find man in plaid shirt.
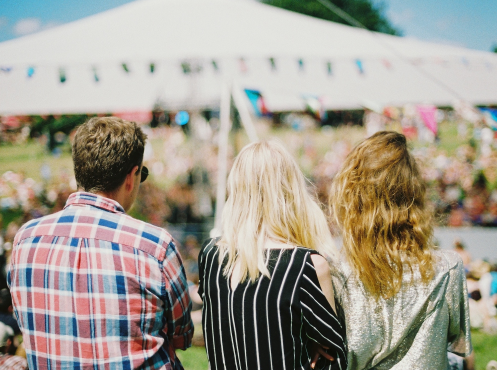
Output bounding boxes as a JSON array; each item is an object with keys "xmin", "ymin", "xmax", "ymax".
[{"xmin": 8, "ymin": 117, "xmax": 193, "ymax": 369}]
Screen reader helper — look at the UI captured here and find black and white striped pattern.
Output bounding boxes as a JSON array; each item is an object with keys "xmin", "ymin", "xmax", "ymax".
[{"xmin": 198, "ymin": 240, "xmax": 347, "ymax": 370}]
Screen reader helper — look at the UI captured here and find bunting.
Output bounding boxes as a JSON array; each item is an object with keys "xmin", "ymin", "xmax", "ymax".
[
  {"xmin": 211, "ymin": 60, "xmax": 219, "ymax": 72},
  {"xmin": 298, "ymin": 59, "xmax": 304, "ymax": 71},
  {"xmin": 2, "ymin": 56, "xmax": 493, "ymax": 85},
  {"xmin": 480, "ymin": 108, "xmax": 497, "ymax": 130},
  {"xmin": 27, "ymin": 67, "xmax": 35, "ymax": 78},
  {"xmin": 59, "ymin": 68, "xmax": 66, "ymax": 83},
  {"xmin": 416, "ymin": 105, "xmax": 437, "ymax": 135},
  {"xmin": 269, "ymin": 57, "xmax": 277, "ymax": 71},
  {"xmin": 303, "ymin": 95, "xmax": 326, "ymax": 121},
  {"xmin": 355, "ymin": 59, "xmax": 364, "ymax": 74},
  {"xmin": 92, "ymin": 67, "xmax": 100, "ymax": 82},
  {"xmin": 326, "ymin": 61, "xmax": 333, "ymax": 75},
  {"xmin": 382, "ymin": 59, "xmax": 392, "ymax": 70},
  {"xmin": 239, "ymin": 58, "xmax": 248, "ymax": 73},
  {"xmin": 244, "ymin": 89, "xmax": 269, "ymax": 117}
]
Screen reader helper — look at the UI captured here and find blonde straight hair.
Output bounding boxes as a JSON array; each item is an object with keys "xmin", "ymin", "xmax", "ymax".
[
  {"xmin": 218, "ymin": 140, "xmax": 337, "ymax": 284},
  {"xmin": 330, "ymin": 131, "xmax": 435, "ymax": 299}
]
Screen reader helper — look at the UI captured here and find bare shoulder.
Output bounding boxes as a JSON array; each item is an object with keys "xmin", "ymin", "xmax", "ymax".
[
  {"xmin": 310, "ymin": 254, "xmax": 331, "ymax": 277},
  {"xmin": 310, "ymin": 253, "xmax": 336, "ymax": 312}
]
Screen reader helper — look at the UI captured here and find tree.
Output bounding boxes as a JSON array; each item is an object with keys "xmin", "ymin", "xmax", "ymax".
[
  {"xmin": 260, "ymin": 0, "xmax": 401, "ymax": 36},
  {"xmin": 493, "ymin": 45, "xmax": 497, "ymax": 53}
]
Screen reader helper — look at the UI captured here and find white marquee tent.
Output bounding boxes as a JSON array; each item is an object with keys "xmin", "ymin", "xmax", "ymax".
[{"xmin": 0, "ymin": 0, "xmax": 496, "ymax": 115}]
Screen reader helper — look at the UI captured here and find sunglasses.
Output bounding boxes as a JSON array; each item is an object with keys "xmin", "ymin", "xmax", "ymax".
[{"xmin": 140, "ymin": 166, "xmax": 149, "ymax": 183}]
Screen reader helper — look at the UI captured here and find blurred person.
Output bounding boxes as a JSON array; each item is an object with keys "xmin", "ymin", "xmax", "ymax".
[
  {"xmin": 199, "ymin": 140, "xmax": 347, "ymax": 370},
  {"xmin": 0, "ymin": 321, "xmax": 27, "ymax": 370},
  {"xmin": 478, "ymin": 264, "xmax": 497, "ymax": 333},
  {"xmin": 0, "ymin": 289, "xmax": 19, "ymax": 336},
  {"xmin": 329, "ymin": 131, "xmax": 472, "ymax": 369},
  {"xmin": 453, "ymin": 238, "xmax": 472, "ymax": 271},
  {"xmin": 8, "ymin": 117, "xmax": 193, "ymax": 370}
]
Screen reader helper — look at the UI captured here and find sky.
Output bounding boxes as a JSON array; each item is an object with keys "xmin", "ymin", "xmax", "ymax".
[{"xmin": 0, "ymin": 0, "xmax": 496, "ymax": 52}]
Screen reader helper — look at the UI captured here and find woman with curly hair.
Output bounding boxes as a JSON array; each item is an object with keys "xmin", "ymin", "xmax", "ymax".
[
  {"xmin": 329, "ymin": 131, "xmax": 472, "ymax": 370},
  {"xmin": 199, "ymin": 140, "xmax": 347, "ymax": 370}
]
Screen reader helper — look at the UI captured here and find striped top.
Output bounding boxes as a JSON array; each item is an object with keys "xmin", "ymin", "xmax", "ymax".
[
  {"xmin": 8, "ymin": 192, "xmax": 193, "ymax": 370},
  {"xmin": 198, "ymin": 240, "xmax": 347, "ymax": 370}
]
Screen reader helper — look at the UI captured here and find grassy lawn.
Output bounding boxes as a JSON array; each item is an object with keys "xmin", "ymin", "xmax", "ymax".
[
  {"xmin": 0, "ymin": 141, "xmax": 74, "ymax": 182},
  {"xmin": 177, "ymin": 346, "xmax": 208, "ymax": 370},
  {"xmin": 178, "ymin": 329, "xmax": 497, "ymax": 370},
  {"xmin": 472, "ymin": 330, "xmax": 497, "ymax": 369}
]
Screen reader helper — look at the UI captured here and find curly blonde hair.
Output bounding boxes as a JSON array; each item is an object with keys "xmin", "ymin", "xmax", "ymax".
[
  {"xmin": 329, "ymin": 131, "xmax": 435, "ymax": 299},
  {"xmin": 219, "ymin": 140, "xmax": 337, "ymax": 284}
]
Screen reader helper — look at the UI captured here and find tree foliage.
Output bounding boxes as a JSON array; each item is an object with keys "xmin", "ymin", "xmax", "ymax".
[{"xmin": 260, "ymin": 0, "xmax": 401, "ymax": 36}]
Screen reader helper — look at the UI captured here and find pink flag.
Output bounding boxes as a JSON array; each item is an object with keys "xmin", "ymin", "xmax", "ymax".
[{"xmin": 416, "ymin": 105, "xmax": 437, "ymax": 135}]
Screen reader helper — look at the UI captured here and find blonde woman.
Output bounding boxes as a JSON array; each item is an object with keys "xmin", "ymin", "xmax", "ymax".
[
  {"xmin": 198, "ymin": 140, "xmax": 347, "ymax": 370},
  {"xmin": 329, "ymin": 131, "xmax": 472, "ymax": 370}
]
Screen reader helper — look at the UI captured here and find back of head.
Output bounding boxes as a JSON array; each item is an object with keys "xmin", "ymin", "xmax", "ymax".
[
  {"xmin": 220, "ymin": 140, "xmax": 336, "ymax": 283},
  {"xmin": 330, "ymin": 131, "xmax": 434, "ymax": 299},
  {"xmin": 72, "ymin": 117, "xmax": 147, "ymax": 193}
]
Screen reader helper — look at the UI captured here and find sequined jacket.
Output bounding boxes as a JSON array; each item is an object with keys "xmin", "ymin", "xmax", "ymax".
[{"xmin": 331, "ymin": 249, "xmax": 472, "ymax": 370}]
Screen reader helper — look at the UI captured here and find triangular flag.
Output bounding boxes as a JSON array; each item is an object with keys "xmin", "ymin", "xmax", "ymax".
[
  {"xmin": 212, "ymin": 60, "xmax": 219, "ymax": 72},
  {"xmin": 303, "ymin": 95, "xmax": 327, "ymax": 121},
  {"xmin": 239, "ymin": 58, "xmax": 248, "ymax": 73},
  {"xmin": 59, "ymin": 68, "xmax": 66, "ymax": 83},
  {"xmin": 269, "ymin": 57, "xmax": 276, "ymax": 71},
  {"xmin": 416, "ymin": 105, "xmax": 437, "ymax": 135},
  {"xmin": 382, "ymin": 59, "xmax": 392, "ymax": 69},
  {"xmin": 92, "ymin": 67, "xmax": 100, "ymax": 82},
  {"xmin": 480, "ymin": 108, "xmax": 497, "ymax": 130},
  {"xmin": 27, "ymin": 66, "xmax": 35, "ymax": 78},
  {"xmin": 245, "ymin": 89, "xmax": 269, "ymax": 116},
  {"xmin": 298, "ymin": 59, "xmax": 304, "ymax": 71},
  {"xmin": 355, "ymin": 59, "xmax": 364, "ymax": 74},
  {"xmin": 326, "ymin": 61, "xmax": 333, "ymax": 75}
]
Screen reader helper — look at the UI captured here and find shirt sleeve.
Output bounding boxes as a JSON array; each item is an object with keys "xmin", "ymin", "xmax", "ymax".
[
  {"xmin": 446, "ymin": 256, "xmax": 472, "ymax": 356},
  {"xmin": 161, "ymin": 240, "xmax": 194, "ymax": 351},
  {"xmin": 300, "ymin": 253, "xmax": 348, "ymax": 370}
]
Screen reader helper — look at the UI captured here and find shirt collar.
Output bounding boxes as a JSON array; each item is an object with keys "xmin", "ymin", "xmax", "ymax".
[{"xmin": 64, "ymin": 192, "xmax": 125, "ymax": 214}]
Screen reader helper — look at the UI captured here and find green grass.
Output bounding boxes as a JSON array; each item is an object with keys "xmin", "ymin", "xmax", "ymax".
[
  {"xmin": 0, "ymin": 141, "xmax": 74, "ymax": 182},
  {"xmin": 177, "ymin": 329, "xmax": 497, "ymax": 370},
  {"xmin": 410, "ymin": 120, "xmax": 469, "ymax": 156},
  {"xmin": 472, "ymin": 330, "xmax": 497, "ymax": 369},
  {"xmin": 177, "ymin": 346, "xmax": 208, "ymax": 370}
]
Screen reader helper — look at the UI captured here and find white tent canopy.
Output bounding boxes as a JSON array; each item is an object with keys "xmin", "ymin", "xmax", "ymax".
[{"xmin": 0, "ymin": 0, "xmax": 496, "ymax": 115}]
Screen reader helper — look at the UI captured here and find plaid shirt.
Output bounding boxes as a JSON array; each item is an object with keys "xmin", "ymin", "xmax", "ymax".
[{"xmin": 8, "ymin": 192, "xmax": 193, "ymax": 370}]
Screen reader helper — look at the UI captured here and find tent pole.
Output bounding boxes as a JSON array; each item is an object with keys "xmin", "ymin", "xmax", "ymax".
[
  {"xmin": 232, "ymin": 81, "xmax": 259, "ymax": 143},
  {"xmin": 213, "ymin": 81, "xmax": 232, "ymax": 236}
]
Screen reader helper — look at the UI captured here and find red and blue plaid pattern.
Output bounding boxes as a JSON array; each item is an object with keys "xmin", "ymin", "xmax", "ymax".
[{"xmin": 8, "ymin": 192, "xmax": 193, "ymax": 370}]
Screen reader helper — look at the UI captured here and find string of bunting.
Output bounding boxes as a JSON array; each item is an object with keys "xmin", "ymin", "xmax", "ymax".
[{"xmin": 0, "ymin": 56, "xmax": 494, "ymax": 83}]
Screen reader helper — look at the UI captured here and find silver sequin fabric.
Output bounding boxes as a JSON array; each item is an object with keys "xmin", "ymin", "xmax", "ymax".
[{"xmin": 331, "ymin": 249, "xmax": 472, "ymax": 370}]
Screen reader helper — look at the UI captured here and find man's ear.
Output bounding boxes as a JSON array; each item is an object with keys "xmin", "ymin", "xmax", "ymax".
[{"xmin": 124, "ymin": 165, "xmax": 139, "ymax": 192}]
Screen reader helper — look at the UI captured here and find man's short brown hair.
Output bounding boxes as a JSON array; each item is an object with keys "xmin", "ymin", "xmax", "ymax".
[{"xmin": 72, "ymin": 117, "xmax": 147, "ymax": 193}]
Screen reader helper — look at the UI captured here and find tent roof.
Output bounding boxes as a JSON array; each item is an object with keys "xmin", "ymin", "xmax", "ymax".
[
  {"xmin": 0, "ymin": 0, "xmax": 496, "ymax": 114},
  {"xmin": 0, "ymin": 0, "xmax": 493, "ymax": 64}
]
